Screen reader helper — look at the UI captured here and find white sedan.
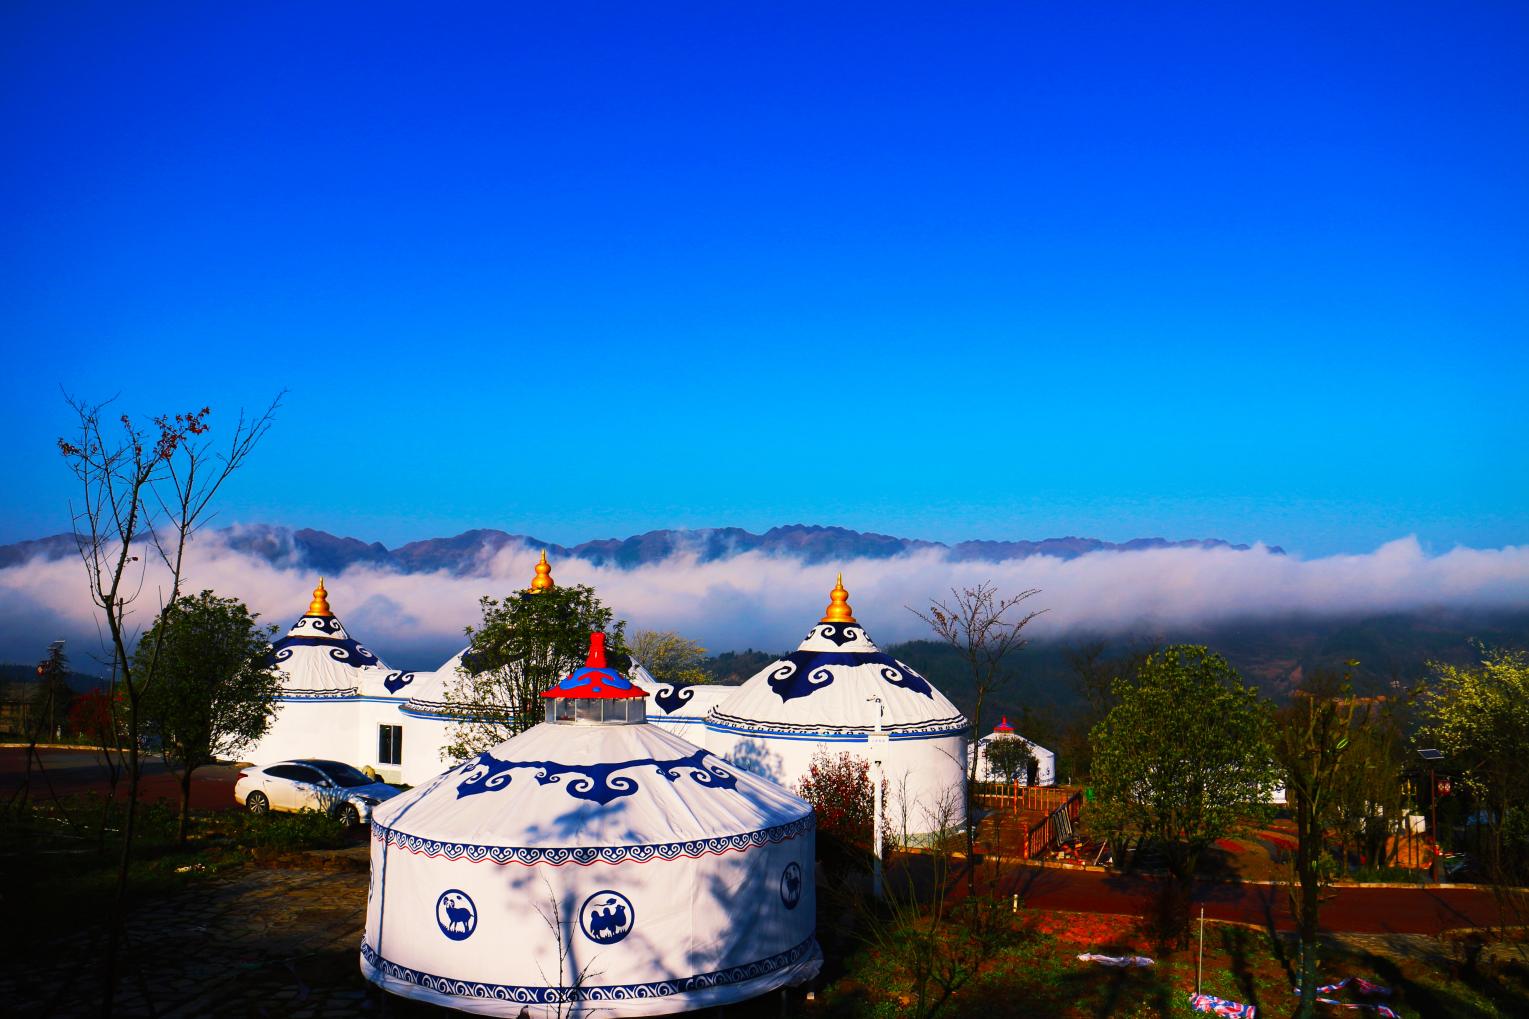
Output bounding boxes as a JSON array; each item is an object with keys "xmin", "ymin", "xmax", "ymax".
[{"xmin": 235, "ymin": 758, "xmax": 400, "ymax": 827}]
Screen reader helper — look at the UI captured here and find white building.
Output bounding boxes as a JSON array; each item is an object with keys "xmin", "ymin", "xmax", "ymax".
[
  {"xmin": 703, "ymin": 577, "xmax": 970, "ymax": 837},
  {"xmin": 244, "ymin": 579, "xmax": 461, "ymax": 786},
  {"xmin": 362, "ymin": 634, "xmax": 820, "ymax": 1016},
  {"xmin": 972, "ymin": 716, "xmax": 1057, "ymax": 786}
]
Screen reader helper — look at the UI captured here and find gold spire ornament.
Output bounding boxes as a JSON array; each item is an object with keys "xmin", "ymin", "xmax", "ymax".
[
  {"xmin": 307, "ymin": 577, "xmax": 333, "ymax": 617},
  {"xmin": 530, "ymin": 549, "xmax": 556, "ymax": 593},
  {"xmin": 821, "ymin": 572, "xmax": 856, "ymax": 623}
]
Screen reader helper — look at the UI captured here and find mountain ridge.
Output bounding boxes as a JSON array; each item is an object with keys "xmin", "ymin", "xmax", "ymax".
[{"xmin": 0, "ymin": 523, "xmax": 1283, "ymax": 576}]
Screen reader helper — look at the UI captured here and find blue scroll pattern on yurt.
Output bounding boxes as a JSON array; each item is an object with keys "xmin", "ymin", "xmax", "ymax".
[
  {"xmin": 652, "ymin": 681, "xmax": 699, "ymax": 715},
  {"xmin": 271, "ymin": 634, "xmax": 382, "ymax": 669},
  {"xmin": 360, "ymin": 935, "xmax": 818, "ymax": 1005},
  {"xmin": 383, "ymin": 670, "xmax": 416, "ymax": 694},
  {"xmin": 454, "ymin": 747, "xmax": 739, "ymax": 805},
  {"xmin": 767, "ymin": 650, "xmax": 935, "ymax": 703},
  {"xmin": 808, "ymin": 621, "xmax": 866, "ymax": 647}
]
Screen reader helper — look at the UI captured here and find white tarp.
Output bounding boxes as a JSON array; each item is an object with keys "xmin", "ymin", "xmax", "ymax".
[{"xmin": 362, "ymin": 720, "xmax": 820, "ymax": 1015}]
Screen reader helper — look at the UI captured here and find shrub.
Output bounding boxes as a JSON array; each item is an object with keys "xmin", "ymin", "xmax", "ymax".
[
  {"xmin": 228, "ymin": 809, "xmax": 349, "ymax": 851},
  {"xmin": 798, "ymin": 750, "xmax": 895, "ymax": 874}
]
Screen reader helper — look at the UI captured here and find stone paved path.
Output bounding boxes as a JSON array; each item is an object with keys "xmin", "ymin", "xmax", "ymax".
[{"xmin": 0, "ymin": 865, "xmax": 435, "ymax": 1018}]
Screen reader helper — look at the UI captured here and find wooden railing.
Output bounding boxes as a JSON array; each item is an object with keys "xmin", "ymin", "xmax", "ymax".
[
  {"xmin": 1020, "ymin": 789, "xmax": 1084, "ymax": 859},
  {"xmin": 973, "ymin": 781, "xmax": 1075, "ymax": 816}
]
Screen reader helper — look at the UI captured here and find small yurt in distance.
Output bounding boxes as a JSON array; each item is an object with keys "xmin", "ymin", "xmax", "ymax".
[
  {"xmin": 973, "ymin": 716, "xmax": 1057, "ymax": 786},
  {"xmin": 704, "ymin": 577, "xmax": 969, "ymax": 837},
  {"xmin": 362, "ymin": 633, "xmax": 821, "ymax": 1016}
]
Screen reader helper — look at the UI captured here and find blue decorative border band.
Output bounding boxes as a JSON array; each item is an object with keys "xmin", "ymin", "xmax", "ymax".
[
  {"xmin": 704, "ymin": 712, "xmax": 969, "ymax": 740},
  {"xmin": 276, "ymin": 687, "xmax": 360, "ymax": 700},
  {"xmin": 373, "ymin": 813, "xmax": 813, "ymax": 867},
  {"xmin": 361, "ymin": 935, "xmax": 818, "ymax": 1004}
]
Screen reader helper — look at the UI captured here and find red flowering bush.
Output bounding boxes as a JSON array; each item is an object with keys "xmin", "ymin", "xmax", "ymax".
[
  {"xmin": 798, "ymin": 750, "xmax": 894, "ymax": 874},
  {"xmin": 68, "ymin": 689, "xmax": 127, "ymax": 747}
]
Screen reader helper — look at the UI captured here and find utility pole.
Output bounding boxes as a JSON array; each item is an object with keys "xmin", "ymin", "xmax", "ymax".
[{"xmin": 867, "ymin": 695, "xmax": 885, "ymax": 899}]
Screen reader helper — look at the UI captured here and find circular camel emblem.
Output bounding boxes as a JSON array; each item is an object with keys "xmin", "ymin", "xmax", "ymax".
[
  {"xmin": 579, "ymin": 890, "xmax": 635, "ymax": 945},
  {"xmin": 436, "ymin": 889, "xmax": 477, "ymax": 941},
  {"xmin": 780, "ymin": 861, "xmax": 803, "ymax": 909}
]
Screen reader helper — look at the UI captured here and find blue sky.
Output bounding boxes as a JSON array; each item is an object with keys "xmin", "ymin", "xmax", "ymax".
[{"xmin": 3, "ymin": 2, "xmax": 1526, "ymax": 556}]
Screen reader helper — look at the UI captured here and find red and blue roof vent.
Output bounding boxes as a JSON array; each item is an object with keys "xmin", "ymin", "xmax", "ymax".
[
  {"xmin": 994, "ymin": 716, "xmax": 1014, "ymax": 734},
  {"xmin": 542, "ymin": 633, "xmax": 647, "ymax": 700}
]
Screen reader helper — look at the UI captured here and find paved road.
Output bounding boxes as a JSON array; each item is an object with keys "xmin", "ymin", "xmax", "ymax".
[
  {"xmin": 0, "ymin": 746, "xmax": 243, "ymax": 811},
  {"xmin": 1002, "ymin": 864, "xmax": 1522, "ymax": 936}
]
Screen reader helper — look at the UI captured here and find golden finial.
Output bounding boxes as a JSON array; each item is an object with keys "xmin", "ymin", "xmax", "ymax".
[
  {"xmin": 821, "ymin": 572, "xmax": 856, "ymax": 623},
  {"xmin": 307, "ymin": 577, "xmax": 333, "ymax": 617},
  {"xmin": 529, "ymin": 549, "xmax": 556, "ymax": 593}
]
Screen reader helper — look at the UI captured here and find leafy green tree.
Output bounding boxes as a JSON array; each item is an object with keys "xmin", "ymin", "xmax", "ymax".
[
  {"xmin": 445, "ymin": 583, "xmax": 627, "ymax": 758},
  {"xmin": 983, "ymin": 735, "xmax": 1036, "ymax": 783},
  {"xmin": 1419, "ymin": 647, "xmax": 1529, "ymax": 883},
  {"xmin": 1328, "ymin": 696, "xmax": 1409, "ymax": 873},
  {"xmin": 1088, "ymin": 645, "xmax": 1276, "ymax": 944},
  {"xmin": 629, "ymin": 629, "xmax": 709, "ymax": 687},
  {"xmin": 137, "ymin": 590, "xmax": 281, "ymax": 843},
  {"xmin": 1273, "ymin": 666, "xmax": 1370, "ymax": 1019}
]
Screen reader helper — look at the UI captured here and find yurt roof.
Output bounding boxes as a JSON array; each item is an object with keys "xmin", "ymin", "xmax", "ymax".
[
  {"xmin": 628, "ymin": 662, "xmax": 734, "ymax": 719},
  {"xmin": 705, "ymin": 577, "xmax": 968, "ymax": 738},
  {"xmin": 271, "ymin": 578, "xmax": 393, "ymax": 697},
  {"xmin": 373, "ymin": 642, "xmax": 812, "ymax": 857}
]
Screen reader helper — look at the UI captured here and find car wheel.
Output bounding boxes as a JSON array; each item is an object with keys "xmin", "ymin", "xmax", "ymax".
[
  {"xmin": 338, "ymin": 804, "xmax": 361, "ymax": 829},
  {"xmin": 246, "ymin": 791, "xmax": 270, "ymax": 815}
]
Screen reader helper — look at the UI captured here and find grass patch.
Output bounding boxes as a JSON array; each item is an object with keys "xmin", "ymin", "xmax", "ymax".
[
  {"xmin": 0, "ymin": 792, "xmax": 362, "ymax": 957},
  {"xmin": 814, "ymin": 908, "xmax": 1529, "ymax": 1018}
]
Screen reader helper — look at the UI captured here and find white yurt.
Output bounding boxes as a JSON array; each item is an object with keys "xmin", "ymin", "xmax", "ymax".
[
  {"xmin": 627, "ymin": 662, "xmax": 732, "ymax": 739},
  {"xmin": 389, "ymin": 647, "xmax": 471, "ymax": 785},
  {"xmin": 704, "ymin": 577, "xmax": 969, "ymax": 837},
  {"xmin": 972, "ymin": 716, "xmax": 1057, "ymax": 786},
  {"xmin": 245, "ymin": 579, "xmax": 409, "ymax": 774},
  {"xmin": 362, "ymin": 633, "xmax": 821, "ymax": 1016}
]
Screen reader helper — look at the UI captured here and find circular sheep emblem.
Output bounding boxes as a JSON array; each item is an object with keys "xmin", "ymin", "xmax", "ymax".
[
  {"xmin": 780, "ymin": 862, "xmax": 803, "ymax": 909},
  {"xmin": 436, "ymin": 889, "xmax": 477, "ymax": 941},
  {"xmin": 579, "ymin": 890, "xmax": 635, "ymax": 945}
]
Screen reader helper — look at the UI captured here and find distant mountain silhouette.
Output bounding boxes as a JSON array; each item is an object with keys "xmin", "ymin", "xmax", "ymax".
[{"xmin": 0, "ymin": 523, "xmax": 1282, "ymax": 575}]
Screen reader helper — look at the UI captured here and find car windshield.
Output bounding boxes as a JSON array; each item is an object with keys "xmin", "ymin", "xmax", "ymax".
[{"xmin": 309, "ymin": 762, "xmax": 374, "ymax": 788}]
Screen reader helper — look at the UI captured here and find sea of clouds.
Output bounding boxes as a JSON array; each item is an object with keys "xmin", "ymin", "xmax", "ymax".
[{"xmin": 2, "ymin": 533, "xmax": 1528, "ymax": 672}]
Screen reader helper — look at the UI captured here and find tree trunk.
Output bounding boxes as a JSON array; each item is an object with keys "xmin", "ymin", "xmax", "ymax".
[
  {"xmin": 1293, "ymin": 794, "xmax": 1319, "ymax": 1019},
  {"xmin": 965, "ymin": 690, "xmax": 984, "ymax": 894},
  {"xmin": 1162, "ymin": 846, "xmax": 1197, "ymax": 948},
  {"xmin": 102, "ymin": 698, "xmax": 142, "ymax": 1018}
]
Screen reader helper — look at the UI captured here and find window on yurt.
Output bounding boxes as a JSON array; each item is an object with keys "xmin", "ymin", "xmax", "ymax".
[
  {"xmin": 378, "ymin": 724, "xmax": 403, "ymax": 765},
  {"xmin": 575, "ymin": 699, "xmax": 602, "ymax": 723}
]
